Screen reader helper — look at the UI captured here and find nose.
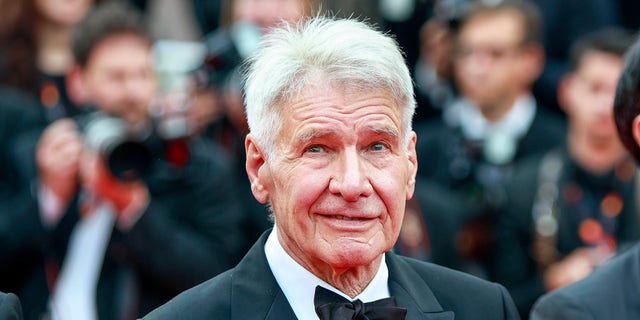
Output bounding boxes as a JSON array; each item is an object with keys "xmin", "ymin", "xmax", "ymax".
[
  {"xmin": 124, "ymin": 76, "xmax": 148, "ymax": 99},
  {"xmin": 462, "ymin": 52, "xmax": 493, "ymax": 77},
  {"xmin": 328, "ymin": 147, "xmax": 374, "ymax": 201}
]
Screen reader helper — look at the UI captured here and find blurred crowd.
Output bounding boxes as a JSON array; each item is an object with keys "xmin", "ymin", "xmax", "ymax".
[{"xmin": 1, "ymin": 0, "xmax": 639, "ymax": 319}]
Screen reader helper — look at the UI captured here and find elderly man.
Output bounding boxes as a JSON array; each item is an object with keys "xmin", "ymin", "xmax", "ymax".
[{"xmin": 144, "ymin": 16, "xmax": 518, "ymax": 319}]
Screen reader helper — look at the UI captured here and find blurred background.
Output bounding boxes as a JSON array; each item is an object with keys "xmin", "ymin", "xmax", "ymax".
[{"xmin": 1, "ymin": 0, "xmax": 639, "ymax": 319}]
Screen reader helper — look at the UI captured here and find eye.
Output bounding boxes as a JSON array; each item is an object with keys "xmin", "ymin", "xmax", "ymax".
[
  {"xmin": 306, "ymin": 145, "xmax": 325, "ymax": 153},
  {"xmin": 369, "ymin": 142, "xmax": 388, "ymax": 152}
]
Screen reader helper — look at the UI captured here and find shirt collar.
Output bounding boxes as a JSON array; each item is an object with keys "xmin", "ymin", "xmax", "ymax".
[
  {"xmin": 456, "ymin": 94, "xmax": 537, "ymax": 140},
  {"xmin": 264, "ymin": 227, "xmax": 391, "ymax": 320}
]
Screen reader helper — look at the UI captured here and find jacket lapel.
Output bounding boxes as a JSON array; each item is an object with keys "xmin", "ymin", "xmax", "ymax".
[
  {"xmin": 230, "ymin": 231, "xmax": 297, "ymax": 320},
  {"xmin": 264, "ymin": 291, "xmax": 298, "ymax": 320},
  {"xmin": 387, "ymin": 252, "xmax": 455, "ymax": 320},
  {"xmin": 230, "ymin": 232, "xmax": 455, "ymax": 320}
]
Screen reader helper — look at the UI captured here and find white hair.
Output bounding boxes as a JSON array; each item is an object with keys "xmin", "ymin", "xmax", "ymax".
[{"xmin": 243, "ymin": 16, "xmax": 416, "ymax": 156}]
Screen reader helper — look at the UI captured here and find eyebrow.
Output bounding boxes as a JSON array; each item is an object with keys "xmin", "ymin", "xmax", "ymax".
[
  {"xmin": 365, "ymin": 125, "xmax": 400, "ymax": 139},
  {"xmin": 296, "ymin": 128, "xmax": 340, "ymax": 145},
  {"xmin": 295, "ymin": 125, "xmax": 399, "ymax": 145}
]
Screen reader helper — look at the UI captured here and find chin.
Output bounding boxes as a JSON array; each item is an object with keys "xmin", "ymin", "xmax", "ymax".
[{"xmin": 322, "ymin": 240, "xmax": 387, "ymax": 268}]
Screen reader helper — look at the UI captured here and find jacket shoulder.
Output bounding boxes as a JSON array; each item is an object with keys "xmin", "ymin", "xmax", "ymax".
[
  {"xmin": 394, "ymin": 256, "xmax": 519, "ymax": 319},
  {"xmin": 401, "ymin": 256, "xmax": 501, "ymax": 292},
  {"xmin": 142, "ymin": 269, "xmax": 234, "ymax": 319},
  {"xmin": 532, "ymin": 244, "xmax": 640, "ymax": 319}
]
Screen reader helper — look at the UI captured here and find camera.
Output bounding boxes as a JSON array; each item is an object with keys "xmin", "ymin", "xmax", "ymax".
[
  {"xmin": 76, "ymin": 111, "xmax": 156, "ymax": 181},
  {"xmin": 433, "ymin": 0, "xmax": 470, "ymax": 31},
  {"xmin": 194, "ymin": 21, "xmax": 261, "ymax": 89},
  {"xmin": 75, "ymin": 105, "xmax": 192, "ymax": 181}
]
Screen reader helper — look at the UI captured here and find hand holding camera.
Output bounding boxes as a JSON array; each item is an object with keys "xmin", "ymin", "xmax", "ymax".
[
  {"xmin": 37, "ymin": 119, "xmax": 83, "ymax": 213},
  {"xmin": 37, "ymin": 115, "xmax": 152, "ymax": 226},
  {"xmin": 79, "ymin": 148, "xmax": 149, "ymax": 228}
]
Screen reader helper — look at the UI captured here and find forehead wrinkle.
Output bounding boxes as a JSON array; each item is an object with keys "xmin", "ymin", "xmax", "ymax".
[{"xmin": 296, "ymin": 127, "xmax": 341, "ymax": 144}]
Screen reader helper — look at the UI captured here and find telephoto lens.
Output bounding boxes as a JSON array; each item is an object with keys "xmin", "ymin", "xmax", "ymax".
[{"xmin": 78, "ymin": 111, "xmax": 154, "ymax": 181}]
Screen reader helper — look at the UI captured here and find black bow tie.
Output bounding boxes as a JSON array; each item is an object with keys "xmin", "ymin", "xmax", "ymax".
[{"xmin": 314, "ymin": 286, "xmax": 407, "ymax": 320}]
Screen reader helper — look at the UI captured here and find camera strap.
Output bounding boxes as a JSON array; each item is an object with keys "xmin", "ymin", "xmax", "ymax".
[
  {"xmin": 531, "ymin": 150, "xmax": 563, "ymax": 271},
  {"xmin": 531, "ymin": 150, "xmax": 640, "ymax": 271}
]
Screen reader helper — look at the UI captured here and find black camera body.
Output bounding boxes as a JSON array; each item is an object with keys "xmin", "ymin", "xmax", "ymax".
[
  {"xmin": 75, "ymin": 110, "xmax": 191, "ymax": 181},
  {"xmin": 194, "ymin": 21, "xmax": 261, "ymax": 89},
  {"xmin": 434, "ymin": 0, "xmax": 469, "ymax": 31}
]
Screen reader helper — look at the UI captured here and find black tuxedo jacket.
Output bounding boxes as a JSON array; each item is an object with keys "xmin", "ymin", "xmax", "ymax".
[
  {"xmin": 530, "ymin": 242, "xmax": 640, "ymax": 320},
  {"xmin": 0, "ymin": 292, "xmax": 23, "ymax": 320},
  {"xmin": 144, "ymin": 231, "xmax": 519, "ymax": 319}
]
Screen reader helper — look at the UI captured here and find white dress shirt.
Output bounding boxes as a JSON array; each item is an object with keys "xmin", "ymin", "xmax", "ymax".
[
  {"xmin": 49, "ymin": 200, "xmax": 116, "ymax": 320},
  {"xmin": 265, "ymin": 227, "xmax": 391, "ymax": 320},
  {"xmin": 451, "ymin": 94, "xmax": 537, "ymax": 141},
  {"xmin": 445, "ymin": 94, "xmax": 537, "ymax": 164}
]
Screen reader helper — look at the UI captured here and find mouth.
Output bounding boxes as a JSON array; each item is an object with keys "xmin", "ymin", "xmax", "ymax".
[
  {"xmin": 316, "ymin": 212, "xmax": 379, "ymax": 232},
  {"xmin": 327, "ymin": 215, "xmax": 370, "ymax": 221}
]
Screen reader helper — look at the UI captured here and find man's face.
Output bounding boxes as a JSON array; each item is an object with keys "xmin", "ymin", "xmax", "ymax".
[
  {"xmin": 563, "ymin": 51, "xmax": 624, "ymax": 142},
  {"xmin": 454, "ymin": 11, "xmax": 536, "ymax": 115},
  {"xmin": 233, "ymin": 0, "xmax": 308, "ymax": 33},
  {"xmin": 36, "ymin": 0, "xmax": 93, "ymax": 26},
  {"xmin": 80, "ymin": 34, "xmax": 157, "ymax": 126},
  {"xmin": 248, "ymin": 83, "xmax": 417, "ymax": 271}
]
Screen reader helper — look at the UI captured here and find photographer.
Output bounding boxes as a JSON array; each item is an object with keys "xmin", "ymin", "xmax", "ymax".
[
  {"xmin": 410, "ymin": 0, "xmax": 565, "ymax": 278},
  {"xmin": 21, "ymin": 2, "xmax": 248, "ymax": 319}
]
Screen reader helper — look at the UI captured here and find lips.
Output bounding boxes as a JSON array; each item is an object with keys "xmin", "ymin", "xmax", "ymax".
[
  {"xmin": 328, "ymin": 215, "xmax": 370, "ymax": 221},
  {"xmin": 317, "ymin": 212, "xmax": 378, "ymax": 228}
]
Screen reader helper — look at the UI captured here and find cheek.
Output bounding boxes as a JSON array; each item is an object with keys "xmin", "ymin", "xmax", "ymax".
[
  {"xmin": 143, "ymin": 81, "xmax": 157, "ymax": 99},
  {"xmin": 371, "ymin": 172, "xmax": 407, "ymax": 222},
  {"xmin": 494, "ymin": 69, "xmax": 515, "ymax": 88},
  {"xmin": 270, "ymin": 172, "xmax": 325, "ymax": 241},
  {"xmin": 284, "ymin": 170, "xmax": 326, "ymax": 211},
  {"xmin": 93, "ymin": 87, "xmax": 120, "ymax": 110},
  {"xmin": 269, "ymin": 161, "xmax": 324, "ymax": 208},
  {"xmin": 86, "ymin": 75, "xmax": 116, "ymax": 99},
  {"xmin": 372, "ymin": 182, "xmax": 405, "ymax": 249}
]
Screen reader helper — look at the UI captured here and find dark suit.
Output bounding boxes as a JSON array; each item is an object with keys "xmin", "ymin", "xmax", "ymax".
[
  {"xmin": 0, "ymin": 88, "xmax": 50, "ymax": 319},
  {"xmin": 409, "ymin": 105, "xmax": 566, "ymax": 276},
  {"xmin": 0, "ymin": 292, "xmax": 22, "ymax": 320},
  {"xmin": 530, "ymin": 242, "xmax": 640, "ymax": 319},
  {"xmin": 143, "ymin": 231, "xmax": 519, "ymax": 319},
  {"xmin": 415, "ymin": 105, "xmax": 566, "ymax": 184}
]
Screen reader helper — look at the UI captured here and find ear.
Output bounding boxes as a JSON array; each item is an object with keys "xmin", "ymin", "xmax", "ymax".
[
  {"xmin": 406, "ymin": 131, "xmax": 418, "ymax": 200},
  {"xmin": 521, "ymin": 44, "xmax": 545, "ymax": 86},
  {"xmin": 557, "ymin": 74, "xmax": 574, "ymax": 115},
  {"xmin": 632, "ymin": 115, "xmax": 640, "ymax": 149},
  {"xmin": 245, "ymin": 134, "xmax": 270, "ymax": 204}
]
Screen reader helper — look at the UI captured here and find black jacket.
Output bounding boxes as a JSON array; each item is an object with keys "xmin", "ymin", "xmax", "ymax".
[
  {"xmin": 144, "ymin": 231, "xmax": 519, "ymax": 319},
  {"xmin": 530, "ymin": 242, "xmax": 640, "ymax": 319}
]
